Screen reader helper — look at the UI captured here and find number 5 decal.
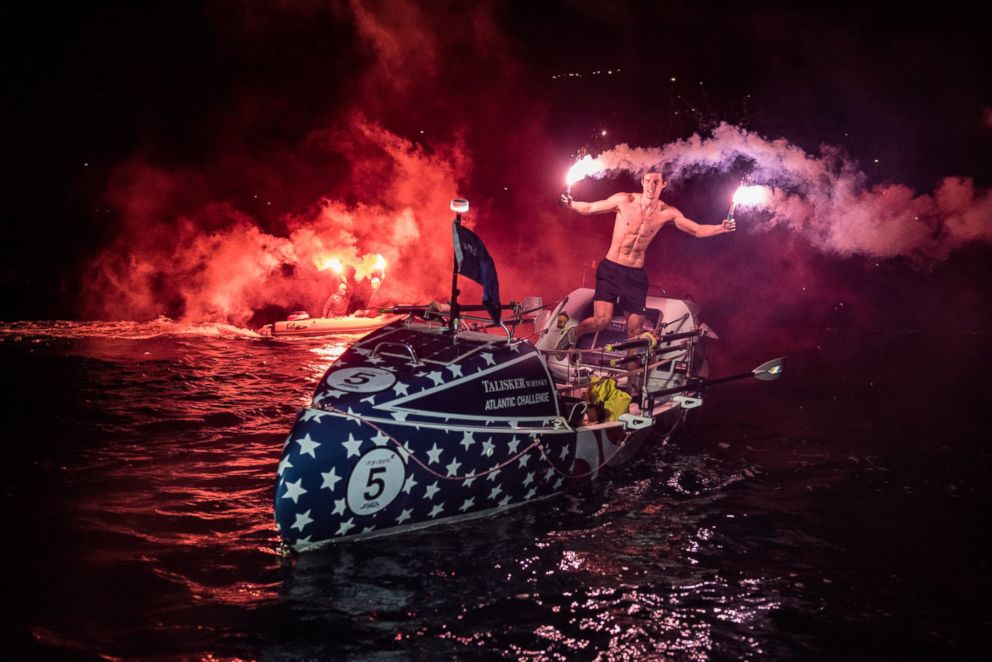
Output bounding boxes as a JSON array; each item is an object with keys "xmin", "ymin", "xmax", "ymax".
[
  {"xmin": 327, "ymin": 367, "xmax": 397, "ymax": 393},
  {"xmin": 346, "ymin": 448, "xmax": 405, "ymax": 515},
  {"xmin": 364, "ymin": 466, "xmax": 387, "ymax": 500}
]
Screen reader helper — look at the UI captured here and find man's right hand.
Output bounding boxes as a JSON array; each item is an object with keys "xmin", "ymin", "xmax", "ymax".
[{"xmin": 559, "ymin": 193, "xmax": 573, "ymax": 207}]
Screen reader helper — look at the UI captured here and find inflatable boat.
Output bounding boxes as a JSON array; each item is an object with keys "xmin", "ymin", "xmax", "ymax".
[{"xmin": 260, "ymin": 311, "xmax": 406, "ymax": 338}]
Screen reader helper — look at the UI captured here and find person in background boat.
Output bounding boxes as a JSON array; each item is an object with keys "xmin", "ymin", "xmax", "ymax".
[
  {"xmin": 321, "ymin": 280, "xmax": 352, "ymax": 318},
  {"xmin": 347, "ymin": 268, "xmax": 385, "ymax": 316},
  {"xmin": 558, "ymin": 167, "xmax": 735, "ymax": 350}
]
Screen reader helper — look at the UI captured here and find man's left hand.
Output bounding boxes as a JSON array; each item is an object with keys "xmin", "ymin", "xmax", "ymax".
[{"xmin": 723, "ymin": 218, "xmax": 737, "ymax": 233}]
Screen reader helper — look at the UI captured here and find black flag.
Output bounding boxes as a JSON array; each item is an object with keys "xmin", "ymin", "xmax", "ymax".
[{"xmin": 452, "ymin": 221, "xmax": 501, "ymax": 323}]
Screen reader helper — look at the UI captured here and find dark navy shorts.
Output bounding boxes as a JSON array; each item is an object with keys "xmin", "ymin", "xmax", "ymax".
[{"xmin": 593, "ymin": 258, "xmax": 648, "ymax": 315}]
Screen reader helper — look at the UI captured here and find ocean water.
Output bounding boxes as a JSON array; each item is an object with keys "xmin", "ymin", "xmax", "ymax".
[{"xmin": 2, "ymin": 320, "xmax": 989, "ymax": 660}]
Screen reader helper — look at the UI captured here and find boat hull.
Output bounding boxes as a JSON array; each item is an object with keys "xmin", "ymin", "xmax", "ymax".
[
  {"xmin": 275, "ymin": 403, "xmax": 683, "ymax": 551},
  {"xmin": 273, "ymin": 288, "xmax": 707, "ymax": 551}
]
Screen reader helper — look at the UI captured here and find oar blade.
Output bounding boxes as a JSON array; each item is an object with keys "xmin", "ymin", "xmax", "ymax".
[{"xmin": 752, "ymin": 356, "xmax": 786, "ymax": 381}]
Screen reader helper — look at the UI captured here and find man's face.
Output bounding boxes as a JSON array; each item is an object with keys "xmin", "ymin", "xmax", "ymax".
[{"xmin": 642, "ymin": 172, "xmax": 664, "ymax": 199}]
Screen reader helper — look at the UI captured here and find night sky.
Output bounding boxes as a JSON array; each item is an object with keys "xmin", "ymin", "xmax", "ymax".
[{"xmin": 4, "ymin": 1, "xmax": 990, "ymax": 350}]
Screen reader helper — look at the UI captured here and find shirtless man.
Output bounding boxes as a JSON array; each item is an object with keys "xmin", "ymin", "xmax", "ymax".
[{"xmin": 558, "ymin": 168, "xmax": 735, "ymax": 349}]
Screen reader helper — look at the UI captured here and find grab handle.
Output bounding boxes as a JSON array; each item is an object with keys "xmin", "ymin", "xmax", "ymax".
[{"xmin": 371, "ymin": 341, "xmax": 421, "ymax": 365}]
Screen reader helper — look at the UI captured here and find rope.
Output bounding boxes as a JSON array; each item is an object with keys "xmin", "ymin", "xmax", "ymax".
[
  {"xmin": 321, "ymin": 405, "xmax": 541, "ymax": 481},
  {"xmin": 317, "ymin": 404, "xmax": 645, "ymax": 483}
]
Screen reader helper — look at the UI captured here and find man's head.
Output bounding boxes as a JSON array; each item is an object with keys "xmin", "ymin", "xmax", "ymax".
[{"xmin": 641, "ymin": 168, "xmax": 665, "ymax": 200}]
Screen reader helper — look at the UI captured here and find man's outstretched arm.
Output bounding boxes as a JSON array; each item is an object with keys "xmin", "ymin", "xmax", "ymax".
[
  {"xmin": 561, "ymin": 192, "xmax": 627, "ymax": 215},
  {"xmin": 673, "ymin": 211, "xmax": 736, "ymax": 237}
]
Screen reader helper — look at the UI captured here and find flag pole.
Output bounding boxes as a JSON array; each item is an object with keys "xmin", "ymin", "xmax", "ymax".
[{"xmin": 449, "ymin": 198, "xmax": 469, "ymax": 334}]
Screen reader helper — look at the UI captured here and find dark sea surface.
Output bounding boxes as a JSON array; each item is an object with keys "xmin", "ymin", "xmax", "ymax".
[{"xmin": 2, "ymin": 320, "xmax": 989, "ymax": 660}]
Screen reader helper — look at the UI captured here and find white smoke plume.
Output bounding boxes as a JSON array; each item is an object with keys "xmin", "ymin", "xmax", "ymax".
[{"xmin": 575, "ymin": 124, "xmax": 992, "ymax": 264}]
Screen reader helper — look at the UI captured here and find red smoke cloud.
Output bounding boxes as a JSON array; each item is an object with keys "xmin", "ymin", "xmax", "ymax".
[
  {"xmin": 78, "ymin": 0, "xmax": 526, "ymax": 327},
  {"xmin": 80, "ymin": 115, "xmax": 469, "ymax": 325}
]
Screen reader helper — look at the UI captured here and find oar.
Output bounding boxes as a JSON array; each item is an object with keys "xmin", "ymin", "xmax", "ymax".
[{"xmin": 648, "ymin": 356, "xmax": 786, "ymax": 397}]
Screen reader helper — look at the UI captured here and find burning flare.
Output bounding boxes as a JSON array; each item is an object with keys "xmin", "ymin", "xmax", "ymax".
[
  {"xmin": 728, "ymin": 184, "xmax": 772, "ymax": 219},
  {"xmin": 319, "ymin": 256, "xmax": 345, "ymax": 274},
  {"xmin": 565, "ymin": 155, "xmax": 605, "ymax": 188},
  {"xmin": 732, "ymin": 184, "xmax": 771, "ymax": 207}
]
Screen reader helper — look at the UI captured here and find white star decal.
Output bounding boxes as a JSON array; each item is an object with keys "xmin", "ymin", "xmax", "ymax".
[
  {"xmin": 278, "ymin": 456, "xmax": 293, "ymax": 476},
  {"xmin": 392, "ymin": 382, "xmax": 410, "ymax": 396},
  {"xmin": 296, "ymin": 434, "xmax": 320, "ymax": 458},
  {"xmin": 396, "ymin": 509, "xmax": 413, "ymax": 524},
  {"xmin": 525, "ymin": 487, "xmax": 537, "ymax": 500},
  {"xmin": 499, "ymin": 495, "xmax": 512, "ymax": 507},
  {"xmin": 391, "ymin": 412, "xmax": 409, "ymax": 421},
  {"xmin": 322, "ymin": 389, "xmax": 347, "ymax": 399},
  {"xmin": 361, "ymin": 525, "xmax": 376, "ymax": 534},
  {"xmin": 448, "ymin": 364, "xmax": 463, "ymax": 378},
  {"xmin": 346, "ymin": 408, "xmax": 362, "ymax": 424},
  {"xmin": 459, "ymin": 497, "xmax": 475, "ymax": 512},
  {"xmin": 365, "ymin": 355, "xmax": 384, "ymax": 365},
  {"xmin": 517, "ymin": 453, "xmax": 531, "ymax": 468},
  {"xmin": 426, "ymin": 371, "xmax": 445, "ymax": 386},
  {"xmin": 446, "ymin": 458, "xmax": 462, "ymax": 476},
  {"xmin": 320, "ymin": 468, "xmax": 341, "ymax": 491},
  {"xmin": 342, "ymin": 434, "xmax": 363, "ymax": 458},
  {"xmin": 291, "ymin": 510, "xmax": 313, "ymax": 532},
  {"xmin": 487, "ymin": 469, "xmax": 501, "ymax": 482},
  {"xmin": 402, "ymin": 474, "xmax": 418, "ymax": 494},
  {"xmin": 351, "ymin": 347, "xmax": 371, "ymax": 356},
  {"xmin": 559, "ymin": 445, "xmax": 569, "ymax": 461},
  {"xmin": 360, "ymin": 395, "xmax": 377, "ymax": 405},
  {"xmin": 482, "ymin": 439, "xmax": 495, "ymax": 456},
  {"xmin": 488, "ymin": 485, "xmax": 503, "ymax": 500},
  {"xmin": 424, "ymin": 482, "xmax": 440, "ymax": 500},
  {"xmin": 553, "ymin": 477, "xmax": 564, "ymax": 490},
  {"xmin": 337, "ymin": 518, "xmax": 356, "ymax": 535},
  {"xmin": 333, "ymin": 498, "xmax": 347, "ymax": 516},
  {"xmin": 396, "ymin": 442, "xmax": 413, "ymax": 461},
  {"xmin": 508, "ymin": 436, "xmax": 521, "ymax": 454},
  {"xmin": 282, "ymin": 478, "xmax": 307, "ymax": 503},
  {"xmin": 460, "ymin": 431, "xmax": 476, "ymax": 451},
  {"xmin": 428, "ymin": 503, "xmax": 444, "ymax": 518},
  {"xmin": 480, "ymin": 352, "xmax": 495, "ymax": 366},
  {"xmin": 544, "ymin": 468, "xmax": 556, "ymax": 481},
  {"xmin": 463, "ymin": 474, "xmax": 477, "ymax": 488},
  {"xmin": 371, "ymin": 431, "xmax": 390, "ymax": 447},
  {"xmin": 523, "ymin": 471, "xmax": 535, "ymax": 486},
  {"xmin": 300, "ymin": 409, "xmax": 327, "ymax": 423},
  {"xmin": 426, "ymin": 443, "xmax": 443, "ymax": 464}
]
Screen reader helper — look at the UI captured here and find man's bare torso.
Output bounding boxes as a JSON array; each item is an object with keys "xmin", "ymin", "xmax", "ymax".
[{"xmin": 605, "ymin": 193, "xmax": 678, "ymax": 268}]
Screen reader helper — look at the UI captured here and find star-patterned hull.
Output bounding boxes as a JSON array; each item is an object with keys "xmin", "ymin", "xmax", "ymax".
[{"xmin": 275, "ymin": 290, "xmax": 707, "ymax": 552}]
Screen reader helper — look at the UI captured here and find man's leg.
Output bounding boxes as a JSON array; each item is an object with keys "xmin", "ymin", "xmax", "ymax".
[
  {"xmin": 573, "ymin": 300, "xmax": 615, "ymax": 338},
  {"xmin": 624, "ymin": 312, "xmax": 647, "ymax": 397},
  {"xmin": 557, "ymin": 300, "xmax": 614, "ymax": 353}
]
